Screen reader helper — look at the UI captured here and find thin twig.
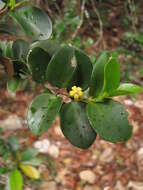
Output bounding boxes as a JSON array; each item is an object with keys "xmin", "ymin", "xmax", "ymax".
[
  {"xmin": 71, "ymin": 0, "xmax": 86, "ymax": 40},
  {"xmin": 90, "ymin": 0, "xmax": 105, "ymax": 49}
]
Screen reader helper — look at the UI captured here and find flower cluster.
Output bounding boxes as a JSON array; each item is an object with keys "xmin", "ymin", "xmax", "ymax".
[{"xmin": 69, "ymin": 86, "xmax": 83, "ymax": 101}]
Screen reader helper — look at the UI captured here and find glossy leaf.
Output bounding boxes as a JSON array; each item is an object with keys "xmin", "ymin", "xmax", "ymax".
[
  {"xmin": 46, "ymin": 45, "xmax": 76, "ymax": 88},
  {"xmin": 30, "ymin": 40, "xmax": 60, "ymax": 57},
  {"xmin": 89, "ymin": 52, "xmax": 110, "ymax": 97},
  {"xmin": 27, "ymin": 93, "xmax": 62, "ymax": 135},
  {"xmin": 87, "ymin": 99, "xmax": 132, "ymax": 142},
  {"xmin": 27, "ymin": 47, "xmax": 51, "ymax": 82},
  {"xmin": 68, "ymin": 48, "xmax": 93, "ymax": 90},
  {"xmin": 19, "ymin": 164, "xmax": 40, "ymax": 179},
  {"xmin": 7, "ymin": 77, "xmax": 21, "ymax": 93},
  {"xmin": 109, "ymin": 83, "xmax": 143, "ymax": 96},
  {"xmin": 9, "ymin": 6, "xmax": 52, "ymax": 41},
  {"xmin": 102, "ymin": 57, "xmax": 120, "ymax": 94},
  {"xmin": 9, "ymin": 168, "xmax": 23, "ymax": 190},
  {"xmin": 60, "ymin": 102, "xmax": 96, "ymax": 149}
]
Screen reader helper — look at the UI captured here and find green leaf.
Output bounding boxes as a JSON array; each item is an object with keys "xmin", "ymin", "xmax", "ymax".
[
  {"xmin": 9, "ymin": 6, "xmax": 52, "ymax": 41},
  {"xmin": 8, "ymin": 168, "xmax": 23, "ymax": 190},
  {"xmin": 0, "ymin": 0, "xmax": 5, "ymax": 10},
  {"xmin": 87, "ymin": 99, "xmax": 132, "ymax": 143},
  {"xmin": 102, "ymin": 57, "xmax": 120, "ymax": 94},
  {"xmin": 12, "ymin": 39, "xmax": 29, "ymax": 62},
  {"xmin": 109, "ymin": 83, "xmax": 143, "ymax": 97},
  {"xmin": 5, "ymin": 41, "xmax": 13, "ymax": 58},
  {"xmin": 7, "ymin": 77, "xmax": 21, "ymax": 93},
  {"xmin": 21, "ymin": 148, "xmax": 38, "ymax": 162},
  {"xmin": 27, "ymin": 47, "xmax": 51, "ymax": 83},
  {"xmin": 30, "ymin": 40, "xmax": 60, "ymax": 57},
  {"xmin": 60, "ymin": 102, "xmax": 96, "ymax": 149},
  {"xmin": 68, "ymin": 48, "xmax": 93, "ymax": 90},
  {"xmin": 89, "ymin": 52, "xmax": 110, "ymax": 97},
  {"xmin": 27, "ymin": 93, "xmax": 62, "ymax": 135},
  {"xmin": 21, "ymin": 158, "xmax": 41, "ymax": 166},
  {"xmin": 8, "ymin": 136, "xmax": 20, "ymax": 152},
  {"xmin": 19, "ymin": 164, "xmax": 40, "ymax": 179},
  {"xmin": 46, "ymin": 45, "xmax": 76, "ymax": 88}
]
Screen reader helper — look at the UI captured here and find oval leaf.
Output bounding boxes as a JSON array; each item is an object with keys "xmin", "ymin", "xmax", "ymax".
[
  {"xmin": 68, "ymin": 48, "xmax": 93, "ymax": 90},
  {"xmin": 30, "ymin": 40, "xmax": 60, "ymax": 57},
  {"xmin": 9, "ymin": 168, "xmax": 23, "ymax": 190},
  {"xmin": 20, "ymin": 164, "xmax": 40, "ymax": 179},
  {"xmin": 87, "ymin": 99, "xmax": 132, "ymax": 142},
  {"xmin": 60, "ymin": 102, "xmax": 97, "ymax": 149},
  {"xmin": 103, "ymin": 57, "xmax": 120, "ymax": 94},
  {"xmin": 9, "ymin": 6, "xmax": 52, "ymax": 41},
  {"xmin": 109, "ymin": 83, "xmax": 143, "ymax": 97},
  {"xmin": 27, "ymin": 93, "xmax": 62, "ymax": 135},
  {"xmin": 46, "ymin": 45, "xmax": 76, "ymax": 88},
  {"xmin": 27, "ymin": 47, "xmax": 51, "ymax": 82},
  {"xmin": 89, "ymin": 52, "xmax": 110, "ymax": 97}
]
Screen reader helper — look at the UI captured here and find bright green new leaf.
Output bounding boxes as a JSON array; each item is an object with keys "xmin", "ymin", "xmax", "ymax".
[
  {"xmin": 9, "ymin": 6, "xmax": 52, "ymax": 41},
  {"xmin": 7, "ymin": 77, "xmax": 21, "ymax": 93},
  {"xmin": 102, "ymin": 57, "xmax": 120, "ymax": 94},
  {"xmin": 46, "ymin": 45, "xmax": 76, "ymax": 88},
  {"xmin": 87, "ymin": 99, "xmax": 132, "ymax": 143},
  {"xmin": 89, "ymin": 52, "xmax": 110, "ymax": 97},
  {"xmin": 109, "ymin": 83, "xmax": 143, "ymax": 96},
  {"xmin": 60, "ymin": 102, "xmax": 97, "ymax": 149},
  {"xmin": 8, "ymin": 168, "xmax": 23, "ymax": 190},
  {"xmin": 27, "ymin": 93, "xmax": 62, "ymax": 135}
]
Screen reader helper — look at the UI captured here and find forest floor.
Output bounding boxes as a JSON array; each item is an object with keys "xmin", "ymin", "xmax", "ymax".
[{"xmin": 0, "ymin": 86, "xmax": 143, "ymax": 190}]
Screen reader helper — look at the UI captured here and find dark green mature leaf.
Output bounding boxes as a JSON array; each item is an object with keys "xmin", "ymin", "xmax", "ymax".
[
  {"xmin": 12, "ymin": 39, "xmax": 29, "ymax": 61},
  {"xmin": 27, "ymin": 93, "xmax": 62, "ymax": 135},
  {"xmin": 9, "ymin": 169, "xmax": 23, "ymax": 190},
  {"xmin": 9, "ymin": 6, "xmax": 52, "ymax": 41},
  {"xmin": 60, "ymin": 102, "xmax": 96, "ymax": 149},
  {"xmin": 102, "ymin": 57, "xmax": 120, "ymax": 94},
  {"xmin": 30, "ymin": 40, "xmax": 60, "ymax": 57},
  {"xmin": 89, "ymin": 52, "xmax": 110, "ymax": 97},
  {"xmin": 7, "ymin": 77, "xmax": 21, "ymax": 93},
  {"xmin": 27, "ymin": 47, "xmax": 51, "ymax": 82},
  {"xmin": 68, "ymin": 48, "xmax": 93, "ymax": 90},
  {"xmin": 87, "ymin": 99, "xmax": 132, "ymax": 143},
  {"xmin": 109, "ymin": 83, "xmax": 143, "ymax": 97},
  {"xmin": 46, "ymin": 45, "xmax": 76, "ymax": 88}
]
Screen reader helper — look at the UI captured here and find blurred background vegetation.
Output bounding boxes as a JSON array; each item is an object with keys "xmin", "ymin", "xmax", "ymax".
[{"xmin": 33, "ymin": 0, "xmax": 143, "ymax": 85}]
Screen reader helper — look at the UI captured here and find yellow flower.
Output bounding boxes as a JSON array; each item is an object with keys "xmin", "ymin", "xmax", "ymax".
[{"xmin": 69, "ymin": 86, "xmax": 83, "ymax": 101}]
